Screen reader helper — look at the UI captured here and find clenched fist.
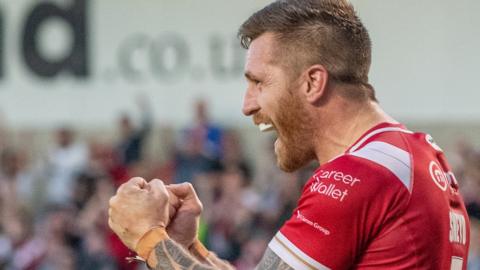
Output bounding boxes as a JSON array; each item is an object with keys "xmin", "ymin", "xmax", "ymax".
[
  {"xmin": 165, "ymin": 183, "xmax": 203, "ymax": 248},
  {"xmin": 108, "ymin": 177, "xmax": 170, "ymax": 250}
]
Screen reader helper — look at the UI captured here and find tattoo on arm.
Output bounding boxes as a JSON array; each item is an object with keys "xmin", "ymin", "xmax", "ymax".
[
  {"xmin": 151, "ymin": 239, "xmax": 229, "ymax": 270},
  {"xmin": 255, "ymin": 248, "xmax": 294, "ymax": 270},
  {"xmin": 151, "ymin": 240, "xmax": 292, "ymax": 270}
]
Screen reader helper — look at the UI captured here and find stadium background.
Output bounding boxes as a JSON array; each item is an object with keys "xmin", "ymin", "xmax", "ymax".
[{"xmin": 0, "ymin": 0, "xmax": 479, "ymax": 269}]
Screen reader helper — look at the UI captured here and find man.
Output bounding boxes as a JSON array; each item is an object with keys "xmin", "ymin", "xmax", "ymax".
[
  {"xmin": 108, "ymin": 0, "xmax": 471, "ymax": 269},
  {"xmin": 116, "ymin": 95, "xmax": 153, "ymax": 167}
]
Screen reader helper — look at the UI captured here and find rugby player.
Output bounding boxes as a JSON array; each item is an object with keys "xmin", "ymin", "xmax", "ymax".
[{"xmin": 108, "ymin": 0, "xmax": 471, "ymax": 269}]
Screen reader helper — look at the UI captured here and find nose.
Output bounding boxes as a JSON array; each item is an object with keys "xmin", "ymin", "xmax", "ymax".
[{"xmin": 242, "ymin": 87, "xmax": 260, "ymax": 116}]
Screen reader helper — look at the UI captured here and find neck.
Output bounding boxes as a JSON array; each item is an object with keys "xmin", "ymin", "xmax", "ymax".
[{"xmin": 312, "ymin": 97, "xmax": 396, "ymax": 164}]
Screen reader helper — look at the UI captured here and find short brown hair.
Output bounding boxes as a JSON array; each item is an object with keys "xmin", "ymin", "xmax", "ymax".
[{"xmin": 238, "ymin": 0, "xmax": 376, "ymax": 101}]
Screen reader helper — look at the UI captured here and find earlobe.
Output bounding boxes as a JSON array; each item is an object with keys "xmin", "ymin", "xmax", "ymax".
[{"xmin": 305, "ymin": 65, "xmax": 328, "ymax": 104}]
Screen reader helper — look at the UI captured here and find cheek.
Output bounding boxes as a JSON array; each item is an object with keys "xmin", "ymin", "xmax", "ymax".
[
  {"xmin": 257, "ymin": 87, "xmax": 274, "ymax": 108},
  {"xmin": 256, "ymin": 93, "xmax": 278, "ymax": 120}
]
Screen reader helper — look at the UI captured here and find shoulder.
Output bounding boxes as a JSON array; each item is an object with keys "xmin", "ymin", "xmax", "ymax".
[
  {"xmin": 322, "ymin": 144, "xmax": 410, "ymax": 184},
  {"xmin": 341, "ymin": 139, "xmax": 413, "ymax": 193},
  {"xmin": 303, "ymin": 145, "xmax": 413, "ymax": 209}
]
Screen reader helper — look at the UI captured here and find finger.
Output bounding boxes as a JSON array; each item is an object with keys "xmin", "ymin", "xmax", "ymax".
[
  {"xmin": 149, "ymin": 178, "xmax": 166, "ymax": 190},
  {"xmin": 130, "ymin": 177, "xmax": 149, "ymax": 190},
  {"xmin": 118, "ymin": 177, "xmax": 149, "ymax": 193},
  {"xmin": 149, "ymin": 179, "xmax": 169, "ymax": 199},
  {"xmin": 167, "ymin": 189, "xmax": 181, "ymax": 208},
  {"xmin": 167, "ymin": 182, "xmax": 203, "ymax": 214},
  {"xmin": 167, "ymin": 189, "xmax": 180, "ymax": 219},
  {"xmin": 166, "ymin": 182, "xmax": 198, "ymax": 201}
]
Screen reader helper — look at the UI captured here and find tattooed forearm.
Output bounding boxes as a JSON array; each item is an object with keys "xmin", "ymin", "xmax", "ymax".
[
  {"xmin": 255, "ymin": 248, "xmax": 294, "ymax": 270},
  {"xmin": 150, "ymin": 241, "xmax": 290, "ymax": 270},
  {"xmin": 151, "ymin": 239, "xmax": 226, "ymax": 270},
  {"xmin": 152, "ymin": 239, "xmax": 213, "ymax": 270}
]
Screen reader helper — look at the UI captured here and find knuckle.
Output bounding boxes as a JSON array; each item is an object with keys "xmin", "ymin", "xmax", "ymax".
[
  {"xmin": 151, "ymin": 178, "xmax": 164, "ymax": 184},
  {"xmin": 185, "ymin": 182, "xmax": 194, "ymax": 191},
  {"xmin": 193, "ymin": 200, "xmax": 203, "ymax": 214},
  {"xmin": 131, "ymin": 177, "xmax": 145, "ymax": 182}
]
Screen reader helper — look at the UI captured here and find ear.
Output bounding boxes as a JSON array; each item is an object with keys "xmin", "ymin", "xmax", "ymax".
[{"xmin": 303, "ymin": 65, "xmax": 329, "ymax": 104}]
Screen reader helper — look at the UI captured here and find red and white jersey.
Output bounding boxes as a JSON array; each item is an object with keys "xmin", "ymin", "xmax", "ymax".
[{"xmin": 269, "ymin": 123, "xmax": 470, "ymax": 270}]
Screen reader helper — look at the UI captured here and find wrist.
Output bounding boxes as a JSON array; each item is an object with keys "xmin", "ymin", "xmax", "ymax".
[
  {"xmin": 135, "ymin": 226, "xmax": 169, "ymax": 267},
  {"xmin": 188, "ymin": 238, "xmax": 210, "ymax": 261}
]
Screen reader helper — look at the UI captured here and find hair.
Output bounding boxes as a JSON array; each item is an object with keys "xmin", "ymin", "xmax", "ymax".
[{"xmin": 238, "ymin": 0, "xmax": 376, "ymax": 101}]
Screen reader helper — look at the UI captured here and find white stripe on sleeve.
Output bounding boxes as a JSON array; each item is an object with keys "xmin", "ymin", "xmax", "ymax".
[{"xmin": 268, "ymin": 232, "xmax": 331, "ymax": 270}]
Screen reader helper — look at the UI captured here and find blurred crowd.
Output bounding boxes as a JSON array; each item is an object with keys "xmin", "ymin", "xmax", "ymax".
[{"xmin": 0, "ymin": 98, "xmax": 479, "ymax": 270}]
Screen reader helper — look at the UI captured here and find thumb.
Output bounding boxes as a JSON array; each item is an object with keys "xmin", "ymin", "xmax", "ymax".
[{"xmin": 167, "ymin": 188, "xmax": 181, "ymax": 209}]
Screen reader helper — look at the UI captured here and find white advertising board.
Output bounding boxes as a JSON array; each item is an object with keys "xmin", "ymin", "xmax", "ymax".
[{"xmin": 0, "ymin": 0, "xmax": 478, "ymax": 128}]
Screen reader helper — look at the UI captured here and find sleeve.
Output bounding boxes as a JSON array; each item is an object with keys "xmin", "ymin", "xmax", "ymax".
[{"xmin": 268, "ymin": 154, "xmax": 411, "ymax": 270}]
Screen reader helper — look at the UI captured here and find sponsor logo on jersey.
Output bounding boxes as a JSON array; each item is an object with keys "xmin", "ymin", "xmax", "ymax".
[
  {"xmin": 296, "ymin": 210, "xmax": 330, "ymax": 235},
  {"xmin": 309, "ymin": 170, "xmax": 361, "ymax": 202},
  {"xmin": 314, "ymin": 170, "xmax": 361, "ymax": 187},
  {"xmin": 429, "ymin": 161, "xmax": 448, "ymax": 191}
]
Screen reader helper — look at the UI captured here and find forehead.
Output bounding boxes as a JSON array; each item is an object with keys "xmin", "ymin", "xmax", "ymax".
[{"xmin": 244, "ymin": 33, "xmax": 280, "ymax": 76}]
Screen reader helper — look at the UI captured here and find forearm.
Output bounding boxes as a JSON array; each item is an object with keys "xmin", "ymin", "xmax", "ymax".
[
  {"xmin": 254, "ymin": 248, "xmax": 294, "ymax": 270},
  {"xmin": 148, "ymin": 238, "xmax": 211, "ymax": 270},
  {"xmin": 138, "ymin": 228, "xmax": 234, "ymax": 270},
  {"xmin": 147, "ymin": 239, "xmax": 234, "ymax": 270}
]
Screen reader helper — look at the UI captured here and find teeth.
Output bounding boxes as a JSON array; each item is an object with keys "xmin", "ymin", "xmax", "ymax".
[{"xmin": 259, "ymin": 123, "xmax": 274, "ymax": 132}]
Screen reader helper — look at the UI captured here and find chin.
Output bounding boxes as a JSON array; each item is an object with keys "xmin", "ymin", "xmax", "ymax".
[
  {"xmin": 276, "ymin": 152, "xmax": 309, "ymax": 173},
  {"xmin": 275, "ymin": 139, "xmax": 312, "ymax": 172},
  {"xmin": 277, "ymin": 161, "xmax": 299, "ymax": 173}
]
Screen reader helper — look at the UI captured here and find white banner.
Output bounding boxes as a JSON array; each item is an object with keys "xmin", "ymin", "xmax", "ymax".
[{"xmin": 0, "ymin": 0, "xmax": 478, "ymax": 128}]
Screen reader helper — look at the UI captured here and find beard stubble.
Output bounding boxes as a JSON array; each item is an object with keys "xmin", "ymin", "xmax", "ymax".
[{"xmin": 275, "ymin": 88, "xmax": 316, "ymax": 172}]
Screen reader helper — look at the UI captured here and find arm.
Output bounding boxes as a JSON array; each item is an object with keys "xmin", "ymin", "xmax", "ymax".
[
  {"xmin": 255, "ymin": 248, "xmax": 294, "ymax": 270},
  {"xmin": 137, "ymin": 229, "xmax": 291, "ymax": 270},
  {"xmin": 137, "ymin": 228, "xmax": 233, "ymax": 270},
  {"xmin": 108, "ymin": 179, "xmax": 292, "ymax": 269}
]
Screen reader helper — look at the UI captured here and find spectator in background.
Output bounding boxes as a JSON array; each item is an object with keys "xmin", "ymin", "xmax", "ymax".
[
  {"xmin": 221, "ymin": 129, "xmax": 251, "ymax": 176},
  {"xmin": 75, "ymin": 177, "xmax": 119, "ymax": 270},
  {"xmin": 187, "ymin": 99, "xmax": 224, "ymax": 160},
  {"xmin": 469, "ymin": 218, "xmax": 480, "ymax": 270},
  {"xmin": 452, "ymin": 139, "xmax": 480, "ymax": 219},
  {"xmin": 43, "ymin": 126, "xmax": 89, "ymax": 205},
  {"xmin": 116, "ymin": 95, "xmax": 153, "ymax": 167},
  {"xmin": 174, "ymin": 99, "xmax": 224, "ymax": 183},
  {"xmin": 174, "ymin": 129, "xmax": 220, "ymax": 184},
  {"xmin": 36, "ymin": 204, "xmax": 78, "ymax": 270},
  {"xmin": 0, "ymin": 147, "xmax": 35, "ymax": 209},
  {"xmin": 208, "ymin": 168, "xmax": 259, "ymax": 261}
]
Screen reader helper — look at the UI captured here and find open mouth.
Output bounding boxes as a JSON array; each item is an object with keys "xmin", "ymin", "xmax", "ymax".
[{"xmin": 258, "ymin": 123, "xmax": 275, "ymax": 132}]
